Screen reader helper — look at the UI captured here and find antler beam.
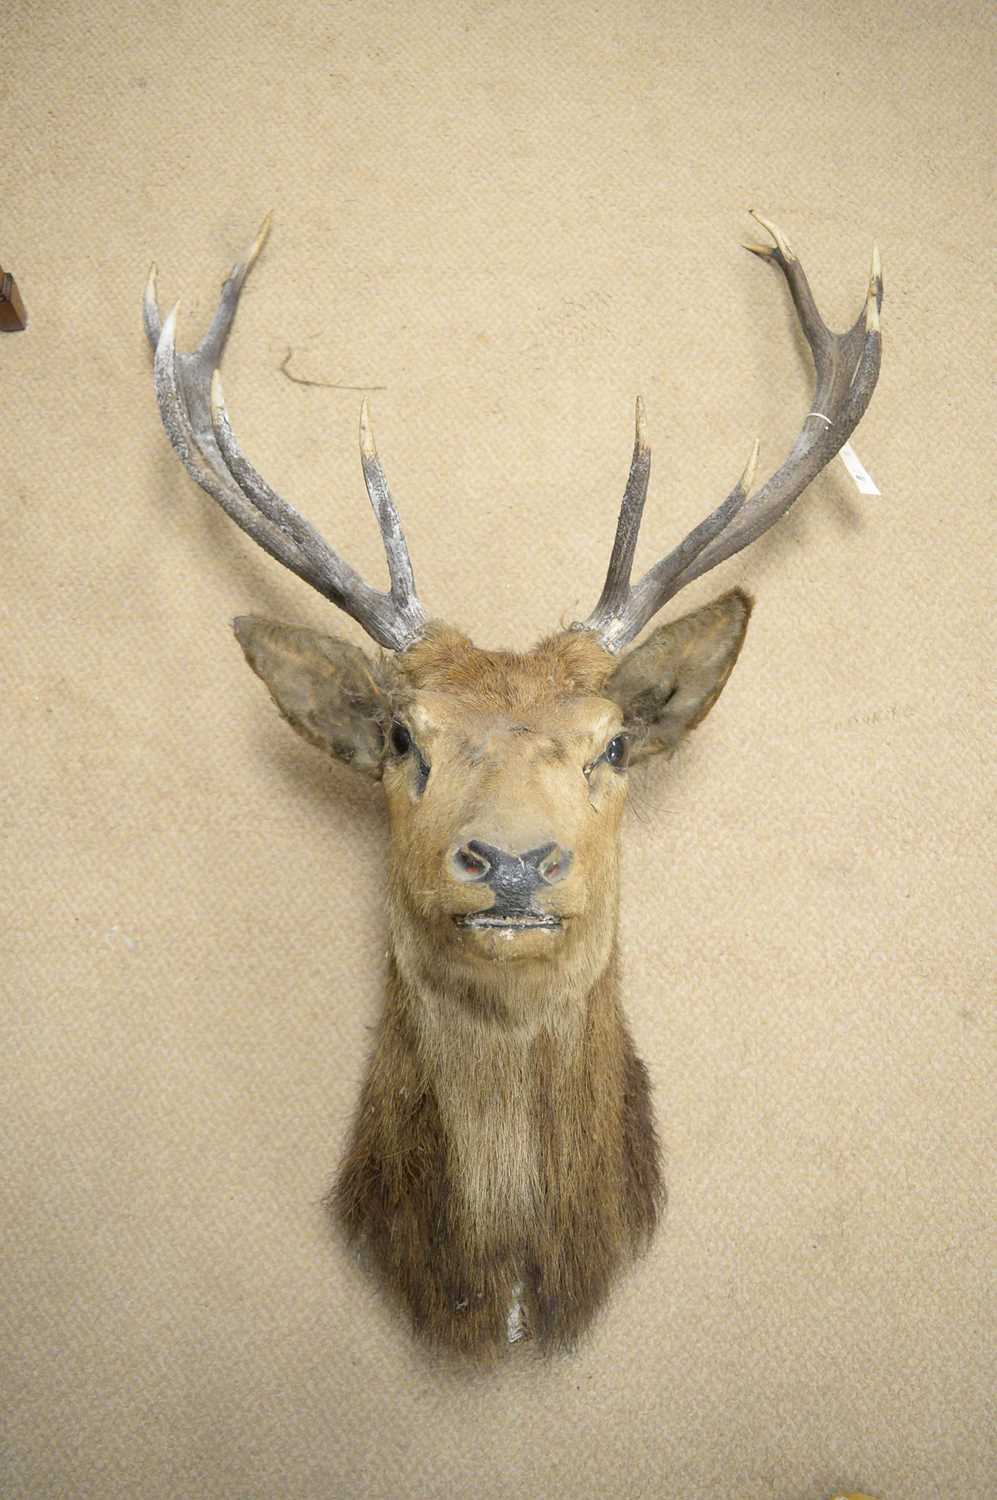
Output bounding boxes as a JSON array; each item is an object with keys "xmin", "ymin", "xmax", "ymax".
[
  {"xmin": 144, "ymin": 217, "xmax": 427, "ymax": 652},
  {"xmin": 576, "ymin": 212, "xmax": 883, "ymax": 651}
]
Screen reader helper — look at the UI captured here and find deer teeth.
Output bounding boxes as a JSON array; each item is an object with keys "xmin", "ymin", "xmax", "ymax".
[{"xmin": 456, "ymin": 912, "xmax": 561, "ymax": 931}]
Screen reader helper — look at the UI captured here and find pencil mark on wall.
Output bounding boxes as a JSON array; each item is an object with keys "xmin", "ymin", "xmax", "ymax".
[
  {"xmin": 828, "ymin": 701, "xmax": 917, "ymax": 734},
  {"xmin": 279, "ymin": 347, "xmax": 386, "ymax": 391},
  {"xmin": 520, "ymin": 289, "xmax": 615, "ymax": 363}
]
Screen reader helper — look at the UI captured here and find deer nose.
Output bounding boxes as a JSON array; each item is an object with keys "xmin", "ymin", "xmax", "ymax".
[{"xmin": 449, "ymin": 840, "xmax": 573, "ymax": 903}]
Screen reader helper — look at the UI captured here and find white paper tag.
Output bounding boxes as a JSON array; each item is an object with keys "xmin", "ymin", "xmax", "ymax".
[{"xmin": 839, "ymin": 441, "xmax": 880, "ymax": 496}]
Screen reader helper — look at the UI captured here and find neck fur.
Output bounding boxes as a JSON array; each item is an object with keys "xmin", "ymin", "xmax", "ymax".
[{"xmin": 333, "ymin": 917, "xmax": 662, "ymax": 1358}]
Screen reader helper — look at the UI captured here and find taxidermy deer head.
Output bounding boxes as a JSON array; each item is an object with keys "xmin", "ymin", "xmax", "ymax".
[{"xmin": 145, "ymin": 213, "xmax": 881, "ymax": 1359}]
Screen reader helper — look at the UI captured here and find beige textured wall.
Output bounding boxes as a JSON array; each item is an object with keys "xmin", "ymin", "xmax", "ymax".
[{"xmin": 2, "ymin": 2, "xmax": 992, "ymax": 1496}]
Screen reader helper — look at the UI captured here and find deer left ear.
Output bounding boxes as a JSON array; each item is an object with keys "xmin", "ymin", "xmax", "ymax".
[
  {"xmin": 233, "ymin": 616, "xmax": 389, "ymax": 776},
  {"xmin": 605, "ymin": 589, "xmax": 752, "ymax": 761}
]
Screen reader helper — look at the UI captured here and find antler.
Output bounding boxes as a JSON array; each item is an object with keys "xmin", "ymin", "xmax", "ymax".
[
  {"xmin": 576, "ymin": 212, "xmax": 883, "ymax": 651},
  {"xmin": 144, "ymin": 217, "xmax": 428, "ymax": 652}
]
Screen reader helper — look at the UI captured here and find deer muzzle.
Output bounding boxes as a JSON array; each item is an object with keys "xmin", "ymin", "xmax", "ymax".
[{"xmin": 450, "ymin": 840, "xmax": 572, "ymax": 930}]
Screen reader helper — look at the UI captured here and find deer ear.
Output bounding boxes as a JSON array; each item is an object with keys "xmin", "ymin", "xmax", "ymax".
[
  {"xmin": 233, "ymin": 616, "xmax": 389, "ymax": 776},
  {"xmin": 605, "ymin": 589, "xmax": 752, "ymax": 761}
]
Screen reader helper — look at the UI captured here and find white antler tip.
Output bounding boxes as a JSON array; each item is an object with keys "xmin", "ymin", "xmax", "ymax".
[
  {"xmin": 209, "ymin": 367, "xmax": 226, "ymax": 419},
  {"xmin": 162, "ymin": 301, "xmax": 180, "ymax": 339},
  {"xmin": 866, "ymin": 244, "xmax": 882, "ymax": 332},
  {"xmin": 359, "ymin": 396, "xmax": 375, "ymax": 456},
  {"xmin": 634, "ymin": 394, "xmax": 648, "ymax": 450},
  {"xmin": 741, "ymin": 437, "xmax": 760, "ymax": 495},
  {"xmin": 247, "ymin": 211, "xmax": 273, "ymax": 268},
  {"xmin": 748, "ymin": 209, "xmax": 796, "ymax": 262}
]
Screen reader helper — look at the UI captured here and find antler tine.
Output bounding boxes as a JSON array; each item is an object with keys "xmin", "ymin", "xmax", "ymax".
[
  {"xmin": 153, "ymin": 305, "xmax": 337, "ymax": 596},
  {"xmin": 664, "ymin": 217, "xmax": 883, "ymax": 594},
  {"xmin": 358, "ymin": 399, "xmax": 419, "ymax": 607},
  {"xmin": 207, "ymin": 368, "xmax": 371, "ymax": 601},
  {"xmin": 144, "ymin": 214, "xmax": 272, "ymax": 359},
  {"xmin": 574, "ymin": 215, "xmax": 882, "ymax": 652},
  {"xmin": 584, "ymin": 398, "xmax": 651, "ymax": 635},
  {"xmin": 146, "ymin": 221, "xmax": 428, "ymax": 653}
]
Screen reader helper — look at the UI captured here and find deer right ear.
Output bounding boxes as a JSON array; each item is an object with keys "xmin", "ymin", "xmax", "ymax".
[
  {"xmin": 604, "ymin": 589, "xmax": 752, "ymax": 761},
  {"xmin": 233, "ymin": 616, "xmax": 389, "ymax": 776}
]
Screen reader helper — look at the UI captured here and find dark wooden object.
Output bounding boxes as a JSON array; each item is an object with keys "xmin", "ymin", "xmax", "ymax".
[{"xmin": 0, "ymin": 268, "xmax": 28, "ymax": 331}]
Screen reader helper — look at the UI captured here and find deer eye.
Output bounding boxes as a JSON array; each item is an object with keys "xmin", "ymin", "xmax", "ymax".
[
  {"xmin": 604, "ymin": 734, "xmax": 630, "ymax": 769},
  {"xmin": 388, "ymin": 720, "xmax": 431, "ymax": 795},
  {"xmin": 389, "ymin": 721, "xmax": 413, "ymax": 757}
]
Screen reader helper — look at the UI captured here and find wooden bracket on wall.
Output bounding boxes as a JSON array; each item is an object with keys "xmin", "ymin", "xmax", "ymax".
[{"xmin": 0, "ymin": 267, "xmax": 28, "ymax": 331}]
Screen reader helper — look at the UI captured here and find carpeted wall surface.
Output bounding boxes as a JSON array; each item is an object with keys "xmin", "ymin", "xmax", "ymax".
[{"xmin": 3, "ymin": 2, "xmax": 992, "ymax": 1495}]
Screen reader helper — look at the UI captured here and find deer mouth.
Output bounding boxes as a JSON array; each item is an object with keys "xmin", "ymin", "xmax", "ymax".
[{"xmin": 455, "ymin": 910, "xmax": 562, "ymax": 932}]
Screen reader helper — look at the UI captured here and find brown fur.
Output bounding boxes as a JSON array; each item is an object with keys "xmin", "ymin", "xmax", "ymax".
[
  {"xmin": 334, "ymin": 952, "xmax": 661, "ymax": 1357},
  {"xmin": 236, "ymin": 591, "xmax": 752, "ymax": 1358}
]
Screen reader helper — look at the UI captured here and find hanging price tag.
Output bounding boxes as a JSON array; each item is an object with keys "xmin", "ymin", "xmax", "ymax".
[{"xmin": 839, "ymin": 441, "xmax": 880, "ymax": 496}]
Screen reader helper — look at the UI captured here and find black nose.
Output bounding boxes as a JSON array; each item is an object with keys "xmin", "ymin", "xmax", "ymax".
[{"xmin": 450, "ymin": 840, "xmax": 573, "ymax": 906}]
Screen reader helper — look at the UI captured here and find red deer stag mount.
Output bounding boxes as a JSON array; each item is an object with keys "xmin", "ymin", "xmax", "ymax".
[{"xmin": 144, "ymin": 213, "xmax": 882, "ymax": 1359}]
